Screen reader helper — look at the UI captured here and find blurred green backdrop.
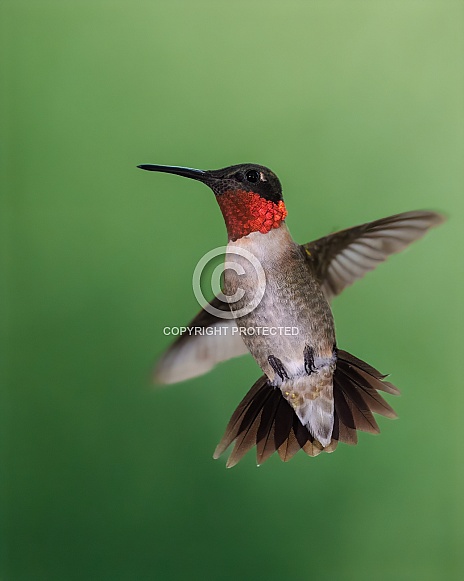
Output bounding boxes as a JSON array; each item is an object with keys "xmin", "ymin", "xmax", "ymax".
[{"xmin": 1, "ymin": 2, "xmax": 463, "ymax": 580}]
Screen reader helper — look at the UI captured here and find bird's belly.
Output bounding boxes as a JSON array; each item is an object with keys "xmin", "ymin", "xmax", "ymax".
[
  {"xmin": 233, "ymin": 282, "xmax": 334, "ymax": 378},
  {"xmin": 223, "ymin": 233, "xmax": 335, "ymax": 381}
]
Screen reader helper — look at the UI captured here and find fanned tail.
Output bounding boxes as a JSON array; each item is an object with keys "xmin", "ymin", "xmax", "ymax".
[{"xmin": 213, "ymin": 349, "xmax": 400, "ymax": 468}]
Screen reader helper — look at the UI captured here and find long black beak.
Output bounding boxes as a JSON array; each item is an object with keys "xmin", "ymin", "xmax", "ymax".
[{"xmin": 137, "ymin": 164, "xmax": 207, "ymax": 182}]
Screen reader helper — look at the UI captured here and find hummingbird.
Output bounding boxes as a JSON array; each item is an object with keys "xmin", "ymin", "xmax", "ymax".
[{"xmin": 138, "ymin": 162, "xmax": 444, "ymax": 467}]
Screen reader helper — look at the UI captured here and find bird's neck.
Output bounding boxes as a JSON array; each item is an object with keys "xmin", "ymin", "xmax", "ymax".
[{"xmin": 216, "ymin": 190, "xmax": 287, "ymax": 242}]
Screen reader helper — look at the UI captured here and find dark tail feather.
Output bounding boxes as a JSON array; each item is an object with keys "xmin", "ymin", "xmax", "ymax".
[{"xmin": 214, "ymin": 350, "xmax": 399, "ymax": 467}]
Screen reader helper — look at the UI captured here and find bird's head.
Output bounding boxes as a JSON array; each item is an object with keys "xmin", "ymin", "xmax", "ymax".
[{"xmin": 137, "ymin": 163, "xmax": 287, "ymax": 241}]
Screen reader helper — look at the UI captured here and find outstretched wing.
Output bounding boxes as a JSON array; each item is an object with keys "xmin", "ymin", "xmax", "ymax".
[
  {"xmin": 155, "ymin": 295, "xmax": 249, "ymax": 384},
  {"xmin": 157, "ymin": 210, "xmax": 444, "ymax": 384},
  {"xmin": 302, "ymin": 210, "xmax": 444, "ymax": 302}
]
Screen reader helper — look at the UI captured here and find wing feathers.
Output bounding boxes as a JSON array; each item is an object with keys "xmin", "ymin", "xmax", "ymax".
[
  {"xmin": 157, "ymin": 211, "xmax": 444, "ymax": 385},
  {"xmin": 303, "ymin": 210, "xmax": 444, "ymax": 301},
  {"xmin": 155, "ymin": 295, "xmax": 248, "ymax": 384}
]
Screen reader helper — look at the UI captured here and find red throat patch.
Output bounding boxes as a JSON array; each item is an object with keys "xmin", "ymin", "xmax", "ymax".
[{"xmin": 216, "ymin": 190, "xmax": 287, "ymax": 241}]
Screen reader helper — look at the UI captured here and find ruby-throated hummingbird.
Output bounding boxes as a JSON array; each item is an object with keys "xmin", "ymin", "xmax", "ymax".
[{"xmin": 138, "ymin": 162, "xmax": 443, "ymax": 467}]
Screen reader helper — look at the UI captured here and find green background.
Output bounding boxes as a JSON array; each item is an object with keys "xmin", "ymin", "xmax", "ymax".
[{"xmin": 1, "ymin": 2, "xmax": 462, "ymax": 579}]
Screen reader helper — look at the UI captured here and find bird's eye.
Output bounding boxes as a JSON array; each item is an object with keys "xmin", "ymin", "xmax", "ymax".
[{"xmin": 245, "ymin": 169, "xmax": 260, "ymax": 183}]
